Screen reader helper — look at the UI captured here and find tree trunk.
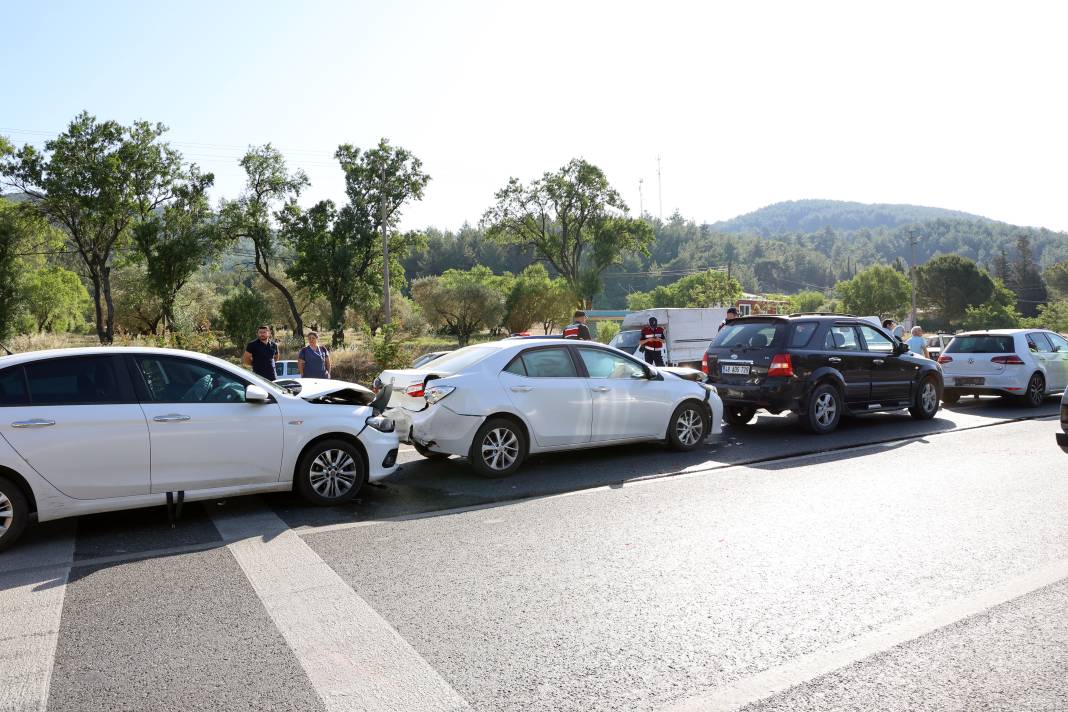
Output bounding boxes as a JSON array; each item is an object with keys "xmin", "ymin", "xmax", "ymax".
[
  {"xmin": 101, "ymin": 264, "xmax": 116, "ymax": 344},
  {"xmin": 90, "ymin": 269, "xmax": 107, "ymax": 344},
  {"xmin": 330, "ymin": 301, "xmax": 346, "ymax": 348},
  {"xmin": 255, "ymin": 257, "xmax": 304, "ymax": 345}
]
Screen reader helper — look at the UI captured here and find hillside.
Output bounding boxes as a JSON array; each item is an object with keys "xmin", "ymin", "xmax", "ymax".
[{"xmin": 711, "ymin": 199, "xmax": 993, "ymax": 236}]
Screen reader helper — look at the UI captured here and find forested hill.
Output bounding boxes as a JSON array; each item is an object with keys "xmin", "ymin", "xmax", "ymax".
[{"xmin": 711, "ymin": 199, "xmax": 993, "ymax": 236}]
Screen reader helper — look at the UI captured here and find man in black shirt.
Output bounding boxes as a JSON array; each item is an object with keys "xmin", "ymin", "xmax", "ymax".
[{"xmin": 243, "ymin": 325, "xmax": 279, "ymax": 381}]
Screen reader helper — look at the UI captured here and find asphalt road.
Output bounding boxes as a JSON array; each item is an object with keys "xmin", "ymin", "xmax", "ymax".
[{"xmin": 1, "ymin": 396, "xmax": 1066, "ymax": 712}]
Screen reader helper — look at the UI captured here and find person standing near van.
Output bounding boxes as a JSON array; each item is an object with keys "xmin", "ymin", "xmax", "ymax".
[
  {"xmin": 243, "ymin": 325, "xmax": 279, "ymax": 381},
  {"xmin": 640, "ymin": 316, "xmax": 666, "ymax": 366},
  {"xmin": 562, "ymin": 311, "xmax": 592, "ymax": 340},
  {"xmin": 298, "ymin": 331, "xmax": 331, "ymax": 378}
]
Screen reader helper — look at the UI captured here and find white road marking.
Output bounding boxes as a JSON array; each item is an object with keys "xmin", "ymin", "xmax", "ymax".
[
  {"xmin": 662, "ymin": 556, "xmax": 1068, "ymax": 712},
  {"xmin": 211, "ymin": 503, "xmax": 471, "ymax": 712},
  {"xmin": 0, "ymin": 522, "xmax": 76, "ymax": 712}
]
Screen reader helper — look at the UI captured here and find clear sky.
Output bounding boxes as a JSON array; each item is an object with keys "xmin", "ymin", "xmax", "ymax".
[{"xmin": 3, "ymin": 0, "xmax": 1067, "ymax": 231}]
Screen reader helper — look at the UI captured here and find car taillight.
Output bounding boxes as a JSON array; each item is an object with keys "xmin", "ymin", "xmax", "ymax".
[
  {"xmin": 768, "ymin": 353, "xmax": 794, "ymax": 377},
  {"xmin": 702, "ymin": 352, "xmax": 709, "ymax": 374},
  {"xmin": 404, "ymin": 383, "xmax": 425, "ymax": 398},
  {"xmin": 991, "ymin": 355, "xmax": 1025, "ymax": 365},
  {"xmin": 937, "ymin": 355, "xmax": 952, "ymax": 364}
]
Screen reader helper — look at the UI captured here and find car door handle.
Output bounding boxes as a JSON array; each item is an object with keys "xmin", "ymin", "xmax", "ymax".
[
  {"xmin": 153, "ymin": 414, "xmax": 191, "ymax": 422},
  {"xmin": 872, "ymin": 359, "xmax": 885, "ymax": 365},
  {"xmin": 11, "ymin": 419, "xmax": 55, "ymax": 428},
  {"xmin": 591, "ymin": 386, "xmax": 612, "ymax": 392},
  {"xmin": 828, "ymin": 357, "xmax": 842, "ymax": 364},
  {"xmin": 509, "ymin": 386, "xmax": 534, "ymax": 393}
]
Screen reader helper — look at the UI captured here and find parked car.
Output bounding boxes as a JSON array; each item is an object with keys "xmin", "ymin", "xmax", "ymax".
[
  {"xmin": 610, "ymin": 307, "xmax": 729, "ymax": 367},
  {"xmin": 924, "ymin": 333, "xmax": 954, "ymax": 360},
  {"xmin": 383, "ymin": 339, "xmax": 722, "ymax": 477},
  {"xmin": 1057, "ymin": 389, "xmax": 1068, "ymax": 453},
  {"xmin": 275, "ymin": 359, "xmax": 300, "ymax": 379},
  {"xmin": 0, "ymin": 347, "xmax": 401, "ymax": 552},
  {"xmin": 938, "ymin": 329, "xmax": 1068, "ymax": 406},
  {"xmin": 703, "ymin": 314, "xmax": 943, "ymax": 434}
]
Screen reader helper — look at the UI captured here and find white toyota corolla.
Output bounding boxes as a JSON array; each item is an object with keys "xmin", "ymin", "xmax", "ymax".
[
  {"xmin": 0, "ymin": 347, "xmax": 401, "ymax": 551},
  {"xmin": 381, "ymin": 338, "xmax": 723, "ymax": 477}
]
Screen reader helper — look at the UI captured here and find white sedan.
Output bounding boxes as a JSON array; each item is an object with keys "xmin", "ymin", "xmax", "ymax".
[
  {"xmin": 382, "ymin": 338, "xmax": 723, "ymax": 477},
  {"xmin": 0, "ymin": 347, "xmax": 401, "ymax": 551}
]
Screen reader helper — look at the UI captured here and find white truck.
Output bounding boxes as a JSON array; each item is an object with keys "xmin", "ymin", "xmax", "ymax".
[{"xmin": 608, "ymin": 308, "xmax": 730, "ymax": 367}]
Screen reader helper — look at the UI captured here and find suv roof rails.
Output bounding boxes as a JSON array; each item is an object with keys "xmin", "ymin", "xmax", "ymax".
[{"xmin": 786, "ymin": 312, "xmax": 858, "ymax": 318}]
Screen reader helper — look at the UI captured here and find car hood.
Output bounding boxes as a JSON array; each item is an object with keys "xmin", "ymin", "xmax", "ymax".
[{"xmin": 284, "ymin": 378, "xmax": 377, "ymax": 405}]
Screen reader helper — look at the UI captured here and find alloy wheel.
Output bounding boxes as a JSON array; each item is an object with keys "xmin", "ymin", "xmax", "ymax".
[
  {"xmin": 921, "ymin": 382, "xmax": 937, "ymax": 413},
  {"xmin": 0, "ymin": 492, "xmax": 11, "ymax": 535},
  {"xmin": 1030, "ymin": 377, "xmax": 1044, "ymax": 404},
  {"xmin": 481, "ymin": 428, "xmax": 519, "ymax": 471},
  {"xmin": 675, "ymin": 408, "xmax": 704, "ymax": 446},
  {"xmin": 814, "ymin": 393, "xmax": 837, "ymax": 426},
  {"xmin": 309, "ymin": 449, "xmax": 359, "ymax": 498}
]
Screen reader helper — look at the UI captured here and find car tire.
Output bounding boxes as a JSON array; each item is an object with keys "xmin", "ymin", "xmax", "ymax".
[
  {"xmin": 668, "ymin": 400, "xmax": 709, "ymax": 451},
  {"xmin": 800, "ymin": 383, "xmax": 842, "ymax": 434},
  {"xmin": 941, "ymin": 389, "xmax": 960, "ymax": 405},
  {"xmin": 414, "ymin": 442, "xmax": 450, "ymax": 461},
  {"xmin": 1021, "ymin": 373, "xmax": 1046, "ymax": 408},
  {"xmin": 723, "ymin": 406, "xmax": 756, "ymax": 427},
  {"xmin": 296, "ymin": 439, "xmax": 367, "ymax": 505},
  {"xmin": 0, "ymin": 476, "xmax": 29, "ymax": 553},
  {"xmin": 909, "ymin": 377, "xmax": 940, "ymax": 420},
  {"xmin": 469, "ymin": 417, "xmax": 526, "ymax": 478}
]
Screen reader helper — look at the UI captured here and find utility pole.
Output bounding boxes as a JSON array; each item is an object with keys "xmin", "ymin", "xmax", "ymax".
[
  {"xmin": 908, "ymin": 228, "xmax": 918, "ymax": 327},
  {"xmin": 380, "ymin": 165, "xmax": 391, "ymax": 326},
  {"xmin": 656, "ymin": 155, "xmax": 663, "ymax": 220}
]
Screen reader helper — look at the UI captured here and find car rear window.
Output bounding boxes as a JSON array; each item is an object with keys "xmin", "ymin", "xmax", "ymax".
[
  {"xmin": 713, "ymin": 321, "xmax": 782, "ymax": 349},
  {"xmin": 789, "ymin": 322, "xmax": 818, "ymax": 348},
  {"xmin": 945, "ymin": 335, "xmax": 1015, "ymax": 353},
  {"xmin": 610, "ymin": 330, "xmax": 642, "ymax": 348},
  {"xmin": 416, "ymin": 345, "xmax": 495, "ymax": 373}
]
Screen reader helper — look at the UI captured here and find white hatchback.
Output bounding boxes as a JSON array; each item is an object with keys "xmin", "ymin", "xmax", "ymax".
[
  {"xmin": 0, "ymin": 347, "xmax": 401, "ymax": 551},
  {"xmin": 383, "ymin": 339, "xmax": 723, "ymax": 477},
  {"xmin": 938, "ymin": 329, "xmax": 1068, "ymax": 406}
]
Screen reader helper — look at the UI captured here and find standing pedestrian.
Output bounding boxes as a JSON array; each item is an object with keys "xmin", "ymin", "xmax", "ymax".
[
  {"xmin": 906, "ymin": 325, "xmax": 930, "ymax": 358},
  {"xmin": 640, "ymin": 316, "xmax": 666, "ymax": 366},
  {"xmin": 718, "ymin": 307, "xmax": 739, "ymax": 332},
  {"xmin": 298, "ymin": 331, "xmax": 331, "ymax": 379},
  {"xmin": 243, "ymin": 325, "xmax": 279, "ymax": 381},
  {"xmin": 562, "ymin": 311, "xmax": 592, "ymax": 340}
]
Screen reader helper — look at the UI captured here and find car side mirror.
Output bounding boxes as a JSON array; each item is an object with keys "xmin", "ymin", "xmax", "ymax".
[
  {"xmin": 245, "ymin": 384, "xmax": 270, "ymax": 402},
  {"xmin": 893, "ymin": 341, "xmax": 909, "ymax": 355}
]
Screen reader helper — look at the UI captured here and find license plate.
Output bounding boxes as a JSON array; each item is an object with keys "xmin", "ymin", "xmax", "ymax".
[
  {"xmin": 721, "ymin": 364, "xmax": 751, "ymax": 375},
  {"xmin": 955, "ymin": 377, "xmax": 985, "ymax": 386}
]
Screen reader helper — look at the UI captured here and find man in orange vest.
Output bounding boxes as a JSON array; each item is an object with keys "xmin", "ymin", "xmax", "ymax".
[
  {"xmin": 639, "ymin": 316, "xmax": 666, "ymax": 366},
  {"xmin": 562, "ymin": 311, "xmax": 592, "ymax": 340}
]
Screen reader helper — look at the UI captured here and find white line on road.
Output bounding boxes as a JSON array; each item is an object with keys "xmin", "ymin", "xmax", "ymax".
[
  {"xmin": 211, "ymin": 502, "xmax": 472, "ymax": 712},
  {"xmin": 0, "ymin": 522, "xmax": 76, "ymax": 712},
  {"xmin": 661, "ymin": 556, "xmax": 1068, "ymax": 712}
]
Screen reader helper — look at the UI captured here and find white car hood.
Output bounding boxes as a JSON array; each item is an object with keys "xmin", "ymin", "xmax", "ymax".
[{"xmin": 288, "ymin": 378, "xmax": 376, "ymax": 404}]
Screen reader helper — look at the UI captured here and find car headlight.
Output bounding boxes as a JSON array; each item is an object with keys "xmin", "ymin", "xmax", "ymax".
[
  {"xmin": 424, "ymin": 385, "xmax": 455, "ymax": 405},
  {"xmin": 365, "ymin": 415, "xmax": 396, "ymax": 432}
]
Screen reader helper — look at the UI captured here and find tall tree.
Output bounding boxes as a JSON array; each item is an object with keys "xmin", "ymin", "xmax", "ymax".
[
  {"xmin": 220, "ymin": 145, "xmax": 309, "ymax": 342},
  {"xmin": 482, "ymin": 158, "xmax": 654, "ymax": 308},
  {"xmin": 1, "ymin": 112, "xmax": 184, "ymax": 342},
  {"xmin": 916, "ymin": 255, "xmax": 994, "ymax": 326},
  {"xmin": 1011, "ymin": 234, "xmax": 1047, "ymax": 318},
  {"xmin": 835, "ymin": 265, "xmax": 911, "ymax": 317},
  {"xmin": 334, "ymin": 139, "xmax": 430, "ymax": 325},
  {"xmin": 132, "ymin": 168, "xmax": 221, "ymax": 331},
  {"xmin": 0, "ymin": 199, "xmax": 30, "ymax": 339}
]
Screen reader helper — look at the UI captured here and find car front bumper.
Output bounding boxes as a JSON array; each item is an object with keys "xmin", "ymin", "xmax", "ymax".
[
  {"xmin": 360, "ymin": 424, "xmax": 402, "ymax": 482},
  {"xmin": 389, "ymin": 405, "xmax": 484, "ymax": 457}
]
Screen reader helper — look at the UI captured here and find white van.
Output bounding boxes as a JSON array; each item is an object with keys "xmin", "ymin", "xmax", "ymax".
[{"xmin": 610, "ymin": 308, "xmax": 729, "ymax": 367}]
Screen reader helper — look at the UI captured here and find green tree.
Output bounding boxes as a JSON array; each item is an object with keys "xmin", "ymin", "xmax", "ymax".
[
  {"xmin": 1012, "ymin": 235, "xmax": 1047, "ymax": 318},
  {"xmin": 1043, "ymin": 261, "xmax": 1068, "ymax": 298},
  {"xmin": 334, "ymin": 138, "xmax": 431, "ymax": 325},
  {"xmin": 835, "ymin": 265, "xmax": 911, "ymax": 317},
  {"xmin": 962, "ymin": 280, "xmax": 1021, "ymax": 330},
  {"xmin": 1021, "ymin": 301, "xmax": 1068, "ymax": 332},
  {"xmin": 916, "ymin": 255, "xmax": 994, "ymax": 326},
  {"xmin": 789, "ymin": 290, "xmax": 826, "ymax": 313},
  {"xmin": 411, "ymin": 268, "xmax": 504, "ymax": 346},
  {"xmin": 220, "ymin": 145, "xmax": 309, "ymax": 342},
  {"xmin": 0, "ymin": 200, "xmax": 29, "ymax": 339},
  {"xmin": 483, "ymin": 158, "xmax": 654, "ymax": 307},
  {"xmin": 21, "ymin": 266, "xmax": 91, "ymax": 332},
  {"xmin": 132, "ymin": 168, "xmax": 221, "ymax": 331},
  {"xmin": 625, "ymin": 270, "xmax": 743, "ymax": 309},
  {"xmin": 596, "ymin": 320, "xmax": 620, "ymax": 344},
  {"xmin": 220, "ymin": 286, "xmax": 272, "ymax": 353},
  {"xmin": 1, "ymin": 112, "xmax": 185, "ymax": 343},
  {"xmin": 506, "ymin": 264, "xmax": 558, "ymax": 333}
]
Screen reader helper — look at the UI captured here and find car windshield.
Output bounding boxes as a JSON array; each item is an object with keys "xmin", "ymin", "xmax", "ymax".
[
  {"xmin": 712, "ymin": 321, "xmax": 782, "ymax": 349},
  {"xmin": 610, "ymin": 330, "xmax": 642, "ymax": 348},
  {"xmin": 415, "ymin": 345, "xmax": 496, "ymax": 373},
  {"xmin": 945, "ymin": 335, "xmax": 1015, "ymax": 353}
]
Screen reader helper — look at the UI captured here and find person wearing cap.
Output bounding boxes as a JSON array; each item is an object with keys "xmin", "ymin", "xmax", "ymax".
[
  {"xmin": 718, "ymin": 307, "xmax": 739, "ymax": 332},
  {"xmin": 562, "ymin": 311, "xmax": 592, "ymax": 340},
  {"xmin": 639, "ymin": 316, "xmax": 666, "ymax": 366}
]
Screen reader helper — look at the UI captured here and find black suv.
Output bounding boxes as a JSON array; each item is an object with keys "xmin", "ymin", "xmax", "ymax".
[{"xmin": 702, "ymin": 314, "xmax": 943, "ymax": 434}]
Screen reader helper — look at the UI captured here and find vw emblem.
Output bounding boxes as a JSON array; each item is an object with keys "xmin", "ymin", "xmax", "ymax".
[
  {"xmin": 730, "ymin": 354, "xmax": 738, "ymax": 360},
  {"xmin": 968, "ymin": 357, "xmax": 975, "ymax": 364}
]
